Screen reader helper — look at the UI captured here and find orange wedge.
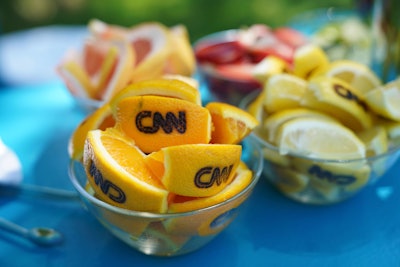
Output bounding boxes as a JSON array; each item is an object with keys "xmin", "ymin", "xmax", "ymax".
[
  {"xmin": 83, "ymin": 129, "xmax": 169, "ymax": 212},
  {"xmin": 114, "ymin": 95, "xmax": 212, "ymax": 153},
  {"xmin": 145, "ymin": 144, "xmax": 242, "ymax": 197},
  {"xmin": 109, "ymin": 78, "xmax": 201, "ymax": 110},
  {"xmin": 164, "ymin": 162, "xmax": 252, "ymax": 235},
  {"xmin": 68, "ymin": 103, "xmax": 115, "ymax": 161},
  {"xmin": 164, "ymin": 25, "xmax": 196, "ymax": 76},
  {"xmin": 205, "ymin": 102, "xmax": 259, "ymax": 144}
]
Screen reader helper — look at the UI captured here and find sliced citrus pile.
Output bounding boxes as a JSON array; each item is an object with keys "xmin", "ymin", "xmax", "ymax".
[
  {"xmin": 113, "ymin": 95, "xmax": 212, "ymax": 153},
  {"xmin": 72, "ymin": 77, "xmax": 258, "ymax": 220},
  {"xmin": 83, "ymin": 129, "xmax": 169, "ymax": 213},
  {"xmin": 57, "ymin": 20, "xmax": 196, "ymax": 103},
  {"xmin": 205, "ymin": 102, "xmax": 259, "ymax": 144},
  {"xmin": 246, "ymin": 43, "xmax": 400, "ymax": 202}
]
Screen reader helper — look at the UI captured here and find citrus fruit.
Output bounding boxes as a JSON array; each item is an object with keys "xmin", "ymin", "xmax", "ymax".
[
  {"xmin": 292, "ymin": 44, "xmax": 330, "ymax": 79},
  {"xmin": 164, "ymin": 24, "xmax": 196, "ymax": 76},
  {"xmin": 271, "ymin": 165, "xmax": 309, "ymax": 194},
  {"xmin": 83, "ymin": 129, "xmax": 169, "ymax": 213},
  {"xmin": 162, "ymin": 74, "xmax": 199, "ymax": 90},
  {"xmin": 262, "ymin": 73, "xmax": 308, "ymax": 113},
  {"xmin": 69, "ymin": 103, "xmax": 115, "ymax": 161},
  {"xmin": 114, "ymin": 95, "xmax": 212, "ymax": 153},
  {"xmin": 323, "ymin": 60, "xmax": 381, "ymax": 95},
  {"xmin": 276, "ymin": 117, "xmax": 366, "ymax": 159},
  {"xmin": 58, "ymin": 38, "xmax": 134, "ymax": 101},
  {"xmin": 109, "ymin": 78, "xmax": 202, "ymax": 110},
  {"xmin": 164, "ymin": 162, "xmax": 252, "ymax": 236},
  {"xmin": 263, "ymin": 108, "xmax": 335, "ymax": 144},
  {"xmin": 252, "ymin": 55, "xmax": 288, "ymax": 83},
  {"xmin": 357, "ymin": 126, "xmax": 388, "ymax": 157},
  {"xmin": 246, "ymin": 91, "xmax": 265, "ymax": 122},
  {"xmin": 301, "ymin": 76, "xmax": 373, "ymax": 131},
  {"xmin": 205, "ymin": 102, "xmax": 259, "ymax": 144},
  {"xmin": 125, "ymin": 22, "xmax": 173, "ymax": 82},
  {"xmin": 364, "ymin": 78, "xmax": 400, "ymax": 121},
  {"xmin": 144, "ymin": 144, "xmax": 242, "ymax": 197}
]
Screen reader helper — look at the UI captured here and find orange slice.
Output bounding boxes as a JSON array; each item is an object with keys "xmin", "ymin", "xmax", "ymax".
[
  {"xmin": 164, "ymin": 162, "xmax": 252, "ymax": 236},
  {"xmin": 109, "ymin": 78, "xmax": 201, "ymax": 110},
  {"xmin": 68, "ymin": 103, "xmax": 115, "ymax": 161},
  {"xmin": 145, "ymin": 144, "xmax": 242, "ymax": 197},
  {"xmin": 114, "ymin": 95, "xmax": 212, "ymax": 153},
  {"xmin": 83, "ymin": 129, "xmax": 169, "ymax": 212},
  {"xmin": 205, "ymin": 102, "xmax": 259, "ymax": 144},
  {"xmin": 164, "ymin": 24, "xmax": 196, "ymax": 76}
]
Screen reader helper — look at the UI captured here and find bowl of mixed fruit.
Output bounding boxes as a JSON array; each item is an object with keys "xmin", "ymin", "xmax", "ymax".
[{"xmin": 194, "ymin": 24, "xmax": 308, "ymax": 105}]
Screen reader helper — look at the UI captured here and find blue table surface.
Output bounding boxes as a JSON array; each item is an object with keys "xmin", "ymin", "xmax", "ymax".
[{"xmin": 1, "ymin": 25, "xmax": 400, "ymax": 267}]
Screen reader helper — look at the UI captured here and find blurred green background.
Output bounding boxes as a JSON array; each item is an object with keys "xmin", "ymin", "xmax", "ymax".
[{"xmin": 0, "ymin": 0, "xmax": 359, "ymax": 41}]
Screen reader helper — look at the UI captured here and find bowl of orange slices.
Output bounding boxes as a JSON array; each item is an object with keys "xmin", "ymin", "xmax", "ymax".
[
  {"xmin": 57, "ymin": 20, "xmax": 196, "ymax": 113},
  {"xmin": 194, "ymin": 24, "xmax": 308, "ymax": 106},
  {"xmin": 68, "ymin": 77, "xmax": 262, "ymax": 256},
  {"xmin": 241, "ymin": 44, "xmax": 400, "ymax": 205}
]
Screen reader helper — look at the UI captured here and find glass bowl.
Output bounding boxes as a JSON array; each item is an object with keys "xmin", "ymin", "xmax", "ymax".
[
  {"xmin": 240, "ymin": 92, "xmax": 400, "ymax": 205},
  {"xmin": 68, "ymin": 139, "xmax": 263, "ymax": 256},
  {"xmin": 194, "ymin": 30, "xmax": 262, "ymax": 106}
]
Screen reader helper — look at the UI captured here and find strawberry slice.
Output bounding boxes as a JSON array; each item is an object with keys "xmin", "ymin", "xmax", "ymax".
[{"xmin": 195, "ymin": 40, "xmax": 246, "ymax": 65}]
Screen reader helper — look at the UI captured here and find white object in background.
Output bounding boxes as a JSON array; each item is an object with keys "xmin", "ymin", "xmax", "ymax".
[{"xmin": 0, "ymin": 138, "xmax": 22, "ymax": 185}]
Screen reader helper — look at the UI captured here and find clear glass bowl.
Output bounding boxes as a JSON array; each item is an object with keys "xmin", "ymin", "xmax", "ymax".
[
  {"xmin": 194, "ymin": 30, "xmax": 262, "ymax": 106},
  {"xmin": 68, "ymin": 139, "xmax": 263, "ymax": 256},
  {"xmin": 241, "ymin": 92, "xmax": 400, "ymax": 205}
]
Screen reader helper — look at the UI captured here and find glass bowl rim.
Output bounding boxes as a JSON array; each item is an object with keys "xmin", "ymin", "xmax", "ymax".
[
  {"xmin": 240, "ymin": 90, "xmax": 400, "ymax": 164},
  {"xmin": 68, "ymin": 140, "xmax": 263, "ymax": 219}
]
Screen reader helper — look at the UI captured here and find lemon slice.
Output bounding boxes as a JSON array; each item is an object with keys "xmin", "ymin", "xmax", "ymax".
[
  {"xmin": 364, "ymin": 78, "xmax": 400, "ymax": 121},
  {"xmin": 252, "ymin": 55, "xmax": 288, "ymax": 83},
  {"xmin": 323, "ymin": 60, "xmax": 382, "ymax": 95},
  {"xmin": 301, "ymin": 76, "xmax": 373, "ymax": 131},
  {"xmin": 205, "ymin": 102, "xmax": 259, "ymax": 144},
  {"xmin": 83, "ymin": 129, "xmax": 169, "ymax": 213},
  {"xmin": 263, "ymin": 108, "xmax": 335, "ymax": 144},
  {"xmin": 262, "ymin": 73, "xmax": 308, "ymax": 113},
  {"xmin": 357, "ymin": 126, "xmax": 388, "ymax": 157},
  {"xmin": 276, "ymin": 117, "xmax": 366, "ymax": 159},
  {"xmin": 271, "ymin": 166, "xmax": 309, "ymax": 194},
  {"xmin": 292, "ymin": 44, "xmax": 330, "ymax": 79}
]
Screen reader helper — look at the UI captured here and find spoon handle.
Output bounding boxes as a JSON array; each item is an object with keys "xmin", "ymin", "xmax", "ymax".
[
  {"xmin": 0, "ymin": 217, "xmax": 28, "ymax": 237},
  {"xmin": 0, "ymin": 183, "xmax": 79, "ymax": 200}
]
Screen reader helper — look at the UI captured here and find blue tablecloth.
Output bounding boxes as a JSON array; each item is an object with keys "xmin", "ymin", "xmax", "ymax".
[{"xmin": 1, "ymin": 25, "xmax": 400, "ymax": 267}]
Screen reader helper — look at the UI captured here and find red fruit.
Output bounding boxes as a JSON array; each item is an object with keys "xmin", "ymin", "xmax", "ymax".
[
  {"xmin": 273, "ymin": 27, "xmax": 308, "ymax": 48},
  {"xmin": 214, "ymin": 63, "xmax": 257, "ymax": 82},
  {"xmin": 195, "ymin": 41, "xmax": 246, "ymax": 65}
]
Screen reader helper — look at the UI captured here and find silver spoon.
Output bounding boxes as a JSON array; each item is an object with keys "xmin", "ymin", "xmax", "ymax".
[{"xmin": 0, "ymin": 217, "xmax": 63, "ymax": 246}]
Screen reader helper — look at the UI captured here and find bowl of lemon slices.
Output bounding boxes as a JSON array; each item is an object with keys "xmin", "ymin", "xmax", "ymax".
[
  {"xmin": 241, "ymin": 44, "xmax": 400, "ymax": 205},
  {"xmin": 68, "ymin": 77, "xmax": 263, "ymax": 256}
]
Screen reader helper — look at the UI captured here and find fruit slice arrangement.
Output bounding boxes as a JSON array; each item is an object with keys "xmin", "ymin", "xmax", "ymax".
[
  {"xmin": 57, "ymin": 20, "xmax": 196, "ymax": 103},
  {"xmin": 247, "ymin": 44, "xmax": 400, "ymax": 202},
  {"xmin": 70, "ymin": 77, "xmax": 259, "ymax": 241},
  {"xmin": 194, "ymin": 24, "xmax": 308, "ymax": 86}
]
